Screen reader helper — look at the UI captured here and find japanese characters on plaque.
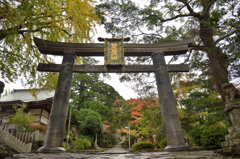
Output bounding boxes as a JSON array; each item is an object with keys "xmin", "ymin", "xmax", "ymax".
[{"xmin": 98, "ymin": 37, "xmax": 130, "ymax": 67}]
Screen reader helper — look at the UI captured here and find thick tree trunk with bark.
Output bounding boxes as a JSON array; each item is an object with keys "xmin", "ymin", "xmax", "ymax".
[
  {"xmin": 199, "ymin": 16, "xmax": 229, "ymax": 101},
  {"xmin": 207, "ymin": 47, "xmax": 229, "ymax": 100}
]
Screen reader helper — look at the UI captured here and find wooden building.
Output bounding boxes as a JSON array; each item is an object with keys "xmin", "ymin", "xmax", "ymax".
[{"xmin": 0, "ymin": 89, "xmax": 54, "ymax": 131}]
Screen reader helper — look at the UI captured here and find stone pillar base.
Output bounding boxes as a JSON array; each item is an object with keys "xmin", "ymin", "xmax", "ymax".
[
  {"xmin": 221, "ymin": 126, "xmax": 240, "ymax": 156},
  {"xmin": 221, "ymin": 100, "xmax": 240, "ymax": 156},
  {"xmin": 164, "ymin": 144, "xmax": 189, "ymax": 152},
  {"xmin": 37, "ymin": 146, "xmax": 66, "ymax": 153}
]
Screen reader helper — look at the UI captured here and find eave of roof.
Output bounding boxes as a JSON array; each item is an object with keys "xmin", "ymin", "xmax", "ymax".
[{"xmin": 0, "ymin": 89, "xmax": 55, "ymax": 105}]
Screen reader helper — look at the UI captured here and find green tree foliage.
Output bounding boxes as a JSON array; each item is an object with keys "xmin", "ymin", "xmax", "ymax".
[
  {"xmin": 175, "ymin": 74, "xmax": 229, "ymax": 128},
  {"xmin": 0, "ymin": 0, "xmax": 99, "ymax": 86},
  {"xmin": 99, "ymin": 131, "xmax": 117, "ymax": 148},
  {"xmin": 111, "ymin": 99, "xmax": 132, "ymax": 128},
  {"xmin": 71, "ymin": 73, "xmax": 123, "ymax": 110},
  {"xmin": 70, "ymin": 136, "xmax": 92, "ymax": 151},
  {"xmin": 70, "ymin": 72, "xmax": 123, "ymax": 135},
  {"xmin": 82, "ymin": 100, "xmax": 112, "ymax": 121},
  {"xmin": 113, "ymin": 98, "xmax": 163, "ymax": 145},
  {"xmin": 126, "ymin": 98, "xmax": 163, "ymax": 144},
  {"xmin": 226, "ymin": 32, "xmax": 240, "ymax": 80},
  {"xmin": 74, "ymin": 108, "xmax": 102, "ymax": 138},
  {"xmin": 174, "ymin": 73, "xmax": 229, "ymax": 149},
  {"xmin": 9, "ymin": 104, "xmax": 37, "ymax": 131},
  {"xmin": 189, "ymin": 123, "xmax": 227, "ymax": 149},
  {"xmin": 96, "ymin": 0, "xmax": 240, "ymax": 100},
  {"xmin": 70, "ymin": 71, "xmax": 124, "ymax": 148}
]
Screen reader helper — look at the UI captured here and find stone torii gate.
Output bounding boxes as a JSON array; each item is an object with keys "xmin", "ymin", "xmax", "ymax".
[{"xmin": 34, "ymin": 37, "xmax": 192, "ymax": 152}]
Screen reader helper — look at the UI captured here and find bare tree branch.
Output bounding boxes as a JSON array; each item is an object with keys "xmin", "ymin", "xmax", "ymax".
[
  {"xmin": 202, "ymin": 0, "xmax": 218, "ymax": 16},
  {"xmin": 168, "ymin": 55, "xmax": 177, "ymax": 64},
  {"xmin": 176, "ymin": 0, "xmax": 194, "ymax": 12},
  {"xmin": 142, "ymin": 13, "xmax": 193, "ymax": 24},
  {"xmin": 214, "ymin": 30, "xmax": 238, "ymax": 45},
  {"xmin": 0, "ymin": 26, "xmax": 22, "ymax": 41},
  {"xmin": 176, "ymin": 0, "xmax": 202, "ymax": 19},
  {"xmin": 136, "ymin": 25, "xmax": 163, "ymax": 39},
  {"xmin": 0, "ymin": 22, "xmax": 53, "ymax": 41},
  {"xmin": 160, "ymin": 14, "xmax": 193, "ymax": 22},
  {"xmin": 183, "ymin": 49, "xmax": 193, "ymax": 63}
]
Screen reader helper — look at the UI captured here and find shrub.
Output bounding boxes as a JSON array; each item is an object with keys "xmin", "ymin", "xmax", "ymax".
[
  {"xmin": 32, "ymin": 140, "xmax": 44, "ymax": 151},
  {"xmin": 71, "ymin": 136, "xmax": 92, "ymax": 151},
  {"xmin": 201, "ymin": 124, "xmax": 227, "ymax": 149},
  {"xmin": 189, "ymin": 126, "xmax": 203, "ymax": 146},
  {"xmin": 189, "ymin": 123, "xmax": 228, "ymax": 149},
  {"xmin": 160, "ymin": 138, "xmax": 166, "ymax": 149},
  {"xmin": 122, "ymin": 137, "xmax": 135, "ymax": 148},
  {"xmin": 132, "ymin": 142, "xmax": 155, "ymax": 152},
  {"xmin": 9, "ymin": 105, "xmax": 37, "ymax": 132},
  {"xmin": 30, "ymin": 125, "xmax": 47, "ymax": 132},
  {"xmin": 99, "ymin": 131, "xmax": 117, "ymax": 148}
]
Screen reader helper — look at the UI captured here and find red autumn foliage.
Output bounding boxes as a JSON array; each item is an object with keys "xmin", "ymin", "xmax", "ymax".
[
  {"xmin": 125, "ymin": 98, "xmax": 158, "ymax": 124},
  {"xmin": 132, "ymin": 105, "xmax": 142, "ymax": 111},
  {"xmin": 129, "ymin": 120, "xmax": 138, "ymax": 123},
  {"xmin": 127, "ymin": 98, "xmax": 158, "ymax": 110},
  {"xmin": 103, "ymin": 124, "xmax": 110, "ymax": 131},
  {"xmin": 114, "ymin": 99, "xmax": 123, "ymax": 104},
  {"xmin": 131, "ymin": 111, "xmax": 142, "ymax": 117},
  {"xmin": 30, "ymin": 124, "xmax": 47, "ymax": 132},
  {"xmin": 113, "ymin": 98, "xmax": 158, "ymax": 125},
  {"xmin": 132, "ymin": 116, "xmax": 140, "ymax": 120}
]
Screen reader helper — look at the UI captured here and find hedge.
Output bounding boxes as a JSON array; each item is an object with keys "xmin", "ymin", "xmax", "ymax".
[{"xmin": 132, "ymin": 142, "xmax": 155, "ymax": 151}]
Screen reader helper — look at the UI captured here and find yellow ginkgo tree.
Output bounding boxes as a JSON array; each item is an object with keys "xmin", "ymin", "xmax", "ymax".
[{"xmin": 0, "ymin": 0, "xmax": 99, "ymax": 87}]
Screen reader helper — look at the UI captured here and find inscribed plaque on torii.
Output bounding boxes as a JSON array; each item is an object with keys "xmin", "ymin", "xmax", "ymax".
[{"xmin": 98, "ymin": 37, "xmax": 130, "ymax": 66}]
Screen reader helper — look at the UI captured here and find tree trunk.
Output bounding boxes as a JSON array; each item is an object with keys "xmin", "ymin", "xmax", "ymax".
[
  {"xmin": 207, "ymin": 47, "xmax": 229, "ymax": 101},
  {"xmin": 199, "ymin": 17, "xmax": 229, "ymax": 101},
  {"xmin": 94, "ymin": 133, "xmax": 100, "ymax": 149},
  {"xmin": 0, "ymin": 31, "xmax": 7, "ymax": 41}
]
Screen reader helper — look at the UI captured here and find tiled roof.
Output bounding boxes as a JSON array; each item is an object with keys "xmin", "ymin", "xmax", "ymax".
[{"xmin": 0, "ymin": 89, "xmax": 55, "ymax": 103}]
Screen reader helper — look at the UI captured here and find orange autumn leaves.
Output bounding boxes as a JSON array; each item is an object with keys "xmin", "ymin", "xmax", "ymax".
[
  {"xmin": 112, "ymin": 97, "xmax": 161, "ymax": 139},
  {"xmin": 119, "ymin": 127, "xmax": 138, "ymax": 136},
  {"xmin": 126, "ymin": 98, "xmax": 158, "ymax": 124},
  {"xmin": 115, "ymin": 98, "xmax": 160, "ymax": 137}
]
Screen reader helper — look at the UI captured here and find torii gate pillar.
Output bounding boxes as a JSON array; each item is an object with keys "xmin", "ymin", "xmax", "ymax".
[
  {"xmin": 38, "ymin": 52, "xmax": 76, "ymax": 152},
  {"xmin": 152, "ymin": 52, "xmax": 189, "ymax": 151}
]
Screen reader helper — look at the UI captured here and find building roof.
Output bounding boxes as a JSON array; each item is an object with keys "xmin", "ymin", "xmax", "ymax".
[{"xmin": 0, "ymin": 89, "xmax": 55, "ymax": 103}]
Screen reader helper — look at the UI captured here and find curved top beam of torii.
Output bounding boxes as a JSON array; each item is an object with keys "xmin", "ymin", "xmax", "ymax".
[{"xmin": 33, "ymin": 37, "xmax": 193, "ymax": 56}]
